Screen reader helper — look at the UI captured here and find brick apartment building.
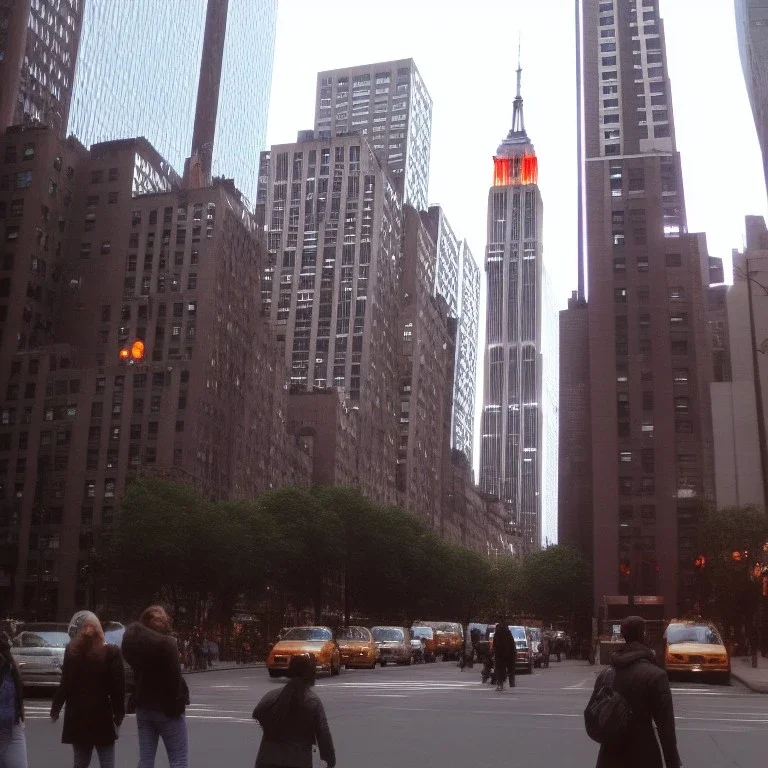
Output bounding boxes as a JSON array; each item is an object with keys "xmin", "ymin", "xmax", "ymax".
[{"xmin": 0, "ymin": 125, "xmax": 308, "ymax": 620}]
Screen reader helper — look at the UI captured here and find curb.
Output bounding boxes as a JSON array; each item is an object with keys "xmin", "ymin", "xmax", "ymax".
[
  {"xmin": 731, "ymin": 665, "xmax": 768, "ymax": 694},
  {"xmin": 182, "ymin": 662, "xmax": 265, "ymax": 675}
]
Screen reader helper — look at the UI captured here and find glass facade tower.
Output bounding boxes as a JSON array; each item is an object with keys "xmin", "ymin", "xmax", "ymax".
[{"xmin": 67, "ymin": 0, "xmax": 277, "ymax": 202}]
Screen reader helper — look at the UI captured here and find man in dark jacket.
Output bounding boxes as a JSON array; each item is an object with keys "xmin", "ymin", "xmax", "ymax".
[
  {"xmin": 122, "ymin": 606, "xmax": 189, "ymax": 768},
  {"xmin": 493, "ymin": 620, "xmax": 516, "ymax": 691},
  {"xmin": 588, "ymin": 616, "xmax": 681, "ymax": 768}
]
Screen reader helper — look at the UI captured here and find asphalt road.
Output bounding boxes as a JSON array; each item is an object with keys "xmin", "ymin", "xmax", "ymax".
[{"xmin": 23, "ymin": 660, "xmax": 768, "ymax": 767}]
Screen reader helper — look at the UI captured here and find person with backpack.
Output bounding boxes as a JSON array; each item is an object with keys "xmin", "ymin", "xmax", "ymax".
[
  {"xmin": 122, "ymin": 606, "xmax": 189, "ymax": 768},
  {"xmin": 50, "ymin": 611, "xmax": 125, "ymax": 768},
  {"xmin": 585, "ymin": 616, "xmax": 681, "ymax": 768},
  {"xmin": 252, "ymin": 654, "xmax": 336, "ymax": 768}
]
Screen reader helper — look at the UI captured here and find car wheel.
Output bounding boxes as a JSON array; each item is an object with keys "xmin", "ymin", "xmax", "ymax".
[
  {"xmin": 268, "ymin": 669, "xmax": 281, "ymax": 678},
  {"xmin": 368, "ymin": 660, "xmax": 377, "ymax": 670},
  {"xmin": 380, "ymin": 660, "xmax": 387, "ymax": 667},
  {"xmin": 719, "ymin": 671, "xmax": 731, "ymax": 686},
  {"xmin": 406, "ymin": 655, "xmax": 412, "ymax": 666}
]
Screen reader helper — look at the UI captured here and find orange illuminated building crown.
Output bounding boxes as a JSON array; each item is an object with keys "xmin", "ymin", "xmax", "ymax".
[{"xmin": 492, "ymin": 60, "xmax": 538, "ymax": 187}]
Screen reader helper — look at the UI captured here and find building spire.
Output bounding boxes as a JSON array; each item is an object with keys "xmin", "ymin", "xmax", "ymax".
[{"xmin": 511, "ymin": 37, "xmax": 526, "ymax": 135}]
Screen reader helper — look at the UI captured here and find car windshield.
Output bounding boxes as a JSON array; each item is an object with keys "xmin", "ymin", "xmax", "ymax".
[
  {"xmin": 510, "ymin": 626, "xmax": 527, "ymax": 640},
  {"xmin": 412, "ymin": 627, "xmax": 433, "ymax": 639},
  {"xmin": 281, "ymin": 627, "xmax": 331, "ymax": 642},
  {"xmin": 666, "ymin": 624, "xmax": 722, "ymax": 645},
  {"xmin": 17, "ymin": 631, "xmax": 69, "ymax": 648},
  {"xmin": 372, "ymin": 628, "xmax": 404, "ymax": 642}
]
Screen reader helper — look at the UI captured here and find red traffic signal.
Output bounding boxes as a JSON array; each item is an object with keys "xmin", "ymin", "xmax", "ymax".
[{"xmin": 694, "ymin": 555, "xmax": 707, "ymax": 569}]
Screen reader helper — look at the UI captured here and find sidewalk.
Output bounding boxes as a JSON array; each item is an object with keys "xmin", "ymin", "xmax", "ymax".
[
  {"xmin": 182, "ymin": 660, "xmax": 265, "ymax": 675},
  {"xmin": 730, "ymin": 654, "xmax": 768, "ymax": 693}
]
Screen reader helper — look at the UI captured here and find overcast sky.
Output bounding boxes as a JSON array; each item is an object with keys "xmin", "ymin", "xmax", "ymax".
[
  {"xmin": 266, "ymin": 0, "xmax": 768, "ymax": 474},
  {"xmin": 267, "ymin": 0, "xmax": 767, "ymax": 296}
]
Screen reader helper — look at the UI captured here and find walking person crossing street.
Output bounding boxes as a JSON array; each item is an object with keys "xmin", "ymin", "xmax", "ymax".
[{"xmin": 493, "ymin": 620, "xmax": 516, "ymax": 691}]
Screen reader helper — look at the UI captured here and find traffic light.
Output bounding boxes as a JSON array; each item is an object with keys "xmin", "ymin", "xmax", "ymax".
[
  {"xmin": 118, "ymin": 339, "xmax": 145, "ymax": 363},
  {"xmin": 694, "ymin": 555, "xmax": 707, "ymax": 569}
]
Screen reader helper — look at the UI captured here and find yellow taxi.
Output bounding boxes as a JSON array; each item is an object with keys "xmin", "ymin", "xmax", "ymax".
[
  {"xmin": 664, "ymin": 620, "xmax": 730, "ymax": 683},
  {"xmin": 336, "ymin": 626, "xmax": 377, "ymax": 670},
  {"xmin": 267, "ymin": 626, "xmax": 341, "ymax": 678}
]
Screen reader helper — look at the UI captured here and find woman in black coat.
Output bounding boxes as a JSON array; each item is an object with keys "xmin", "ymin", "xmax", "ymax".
[{"xmin": 50, "ymin": 611, "xmax": 125, "ymax": 768}]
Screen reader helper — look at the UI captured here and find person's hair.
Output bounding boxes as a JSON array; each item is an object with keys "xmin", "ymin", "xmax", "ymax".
[
  {"xmin": 621, "ymin": 615, "xmax": 645, "ymax": 644},
  {"xmin": 288, "ymin": 653, "xmax": 317, "ymax": 685},
  {"xmin": 0, "ymin": 631, "xmax": 11, "ymax": 668},
  {"xmin": 140, "ymin": 605, "xmax": 173, "ymax": 635},
  {"xmin": 69, "ymin": 613, "xmax": 105, "ymax": 657}
]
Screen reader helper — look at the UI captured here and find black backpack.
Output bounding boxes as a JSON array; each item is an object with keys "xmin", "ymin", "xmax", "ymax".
[{"xmin": 584, "ymin": 667, "xmax": 633, "ymax": 744}]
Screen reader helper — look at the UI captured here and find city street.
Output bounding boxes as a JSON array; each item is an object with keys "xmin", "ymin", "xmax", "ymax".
[{"xmin": 23, "ymin": 660, "xmax": 768, "ymax": 767}]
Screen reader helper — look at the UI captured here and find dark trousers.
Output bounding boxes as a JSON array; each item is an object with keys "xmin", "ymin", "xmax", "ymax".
[{"xmin": 495, "ymin": 655, "xmax": 516, "ymax": 686}]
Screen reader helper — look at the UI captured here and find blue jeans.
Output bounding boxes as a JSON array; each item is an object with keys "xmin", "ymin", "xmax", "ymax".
[
  {"xmin": 0, "ymin": 722, "xmax": 27, "ymax": 768},
  {"xmin": 73, "ymin": 743, "xmax": 115, "ymax": 768},
  {"xmin": 136, "ymin": 709, "xmax": 188, "ymax": 768}
]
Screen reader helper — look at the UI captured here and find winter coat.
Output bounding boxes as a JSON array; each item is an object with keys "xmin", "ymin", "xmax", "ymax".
[
  {"xmin": 51, "ymin": 645, "xmax": 125, "ymax": 747},
  {"xmin": 589, "ymin": 642, "xmax": 681, "ymax": 768},
  {"xmin": 252, "ymin": 685, "xmax": 336, "ymax": 768},
  {"xmin": 0, "ymin": 658, "xmax": 24, "ymax": 724},
  {"xmin": 493, "ymin": 624, "xmax": 516, "ymax": 662},
  {"xmin": 122, "ymin": 623, "xmax": 189, "ymax": 718}
]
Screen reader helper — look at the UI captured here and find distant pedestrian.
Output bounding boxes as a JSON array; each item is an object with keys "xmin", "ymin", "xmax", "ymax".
[
  {"xmin": 50, "ymin": 611, "xmax": 125, "ymax": 768},
  {"xmin": 252, "ymin": 654, "xmax": 336, "ymax": 768},
  {"xmin": 586, "ymin": 616, "xmax": 681, "ymax": 768},
  {"xmin": 493, "ymin": 620, "xmax": 516, "ymax": 691},
  {"xmin": 122, "ymin": 606, "xmax": 189, "ymax": 768},
  {"xmin": 0, "ymin": 631, "xmax": 27, "ymax": 768}
]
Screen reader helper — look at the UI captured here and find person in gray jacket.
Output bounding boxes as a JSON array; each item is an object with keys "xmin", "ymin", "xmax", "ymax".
[{"xmin": 252, "ymin": 654, "xmax": 336, "ymax": 768}]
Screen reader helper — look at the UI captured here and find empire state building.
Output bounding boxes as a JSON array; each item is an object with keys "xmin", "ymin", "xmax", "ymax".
[{"xmin": 479, "ymin": 65, "xmax": 558, "ymax": 551}]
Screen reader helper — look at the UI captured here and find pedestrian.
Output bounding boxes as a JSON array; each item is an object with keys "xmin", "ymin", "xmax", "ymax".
[
  {"xmin": 122, "ymin": 606, "xmax": 189, "ymax": 768},
  {"xmin": 586, "ymin": 616, "xmax": 681, "ymax": 768},
  {"xmin": 50, "ymin": 611, "xmax": 125, "ymax": 768},
  {"xmin": 0, "ymin": 631, "xmax": 27, "ymax": 768},
  {"xmin": 540, "ymin": 634, "xmax": 550, "ymax": 669},
  {"xmin": 493, "ymin": 620, "xmax": 516, "ymax": 691},
  {"xmin": 252, "ymin": 654, "xmax": 336, "ymax": 768}
]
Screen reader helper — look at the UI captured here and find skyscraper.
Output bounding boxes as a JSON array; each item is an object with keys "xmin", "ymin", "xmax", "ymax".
[
  {"xmin": 67, "ymin": 0, "xmax": 277, "ymax": 202},
  {"xmin": 479, "ymin": 65, "xmax": 554, "ymax": 550},
  {"xmin": 578, "ymin": 0, "xmax": 715, "ymax": 617},
  {"xmin": 453, "ymin": 241, "xmax": 481, "ymax": 464},
  {"xmin": 313, "ymin": 59, "xmax": 433, "ymax": 210},
  {"xmin": 423, "ymin": 206, "xmax": 480, "ymax": 465},
  {"xmin": 0, "ymin": 0, "xmax": 84, "ymax": 132},
  {"xmin": 736, "ymin": 0, "xmax": 768, "ymax": 200},
  {"xmin": 260, "ymin": 133, "xmax": 403, "ymax": 506}
]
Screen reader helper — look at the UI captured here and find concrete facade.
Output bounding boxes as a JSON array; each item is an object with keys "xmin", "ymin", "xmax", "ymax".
[
  {"xmin": 314, "ymin": 59, "xmax": 432, "ymax": 210},
  {"xmin": 0, "ymin": 0, "xmax": 83, "ymax": 133},
  {"xmin": 711, "ymin": 216, "xmax": 768, "ymax": 510},
  {"xmin": 581, "ymin": 0, "xmax": 715, "ymax": 617},
  {"xmin": 260, "ymin": 133, "xmax": 402, "ymax": 507}
]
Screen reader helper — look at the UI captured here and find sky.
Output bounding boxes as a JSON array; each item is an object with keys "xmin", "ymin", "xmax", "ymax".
[{"xmin": 266, "ymin": 0, "xmax": 768, "ymax": 475}]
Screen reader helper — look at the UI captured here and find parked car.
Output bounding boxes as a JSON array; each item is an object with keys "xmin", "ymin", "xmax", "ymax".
[
  {"xmin": 11, "ymin": 623, "xmax": 69, "ymax": 689},
  {"xmin": 510, "ymin": 626, "xmax": 534, "ymax": 674},
  {"xmin": 526, "ymin": 627, "xmax": 544, "ymax": 668},
  {"xmin": 410, "ymin": 625, "xmax": 437, "ymax": 662},
  {"xmin": 266, "ymin": 626, "xmax": 341, "ymax": 678},
  {"xmin": 664, "ymin": 619, "xmax": 730, "ymax": 684},
  {"xmin": 336, "ymin": 626, "xmax": 377, "ymax": 669},
  {"xmin": 430, "ymin": 622, "xmax": 464, "ymax": 660},
  {"xmin": 371, "ymin": 626, "xmax": 411, "ymax": 666}
]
